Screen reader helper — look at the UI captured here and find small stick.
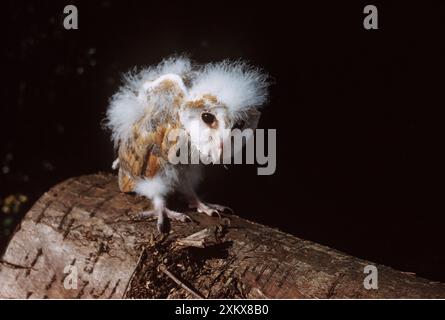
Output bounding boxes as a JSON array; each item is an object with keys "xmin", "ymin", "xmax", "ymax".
[
  {"xmin": 158, "ymin": 263, "xmax": 204, "ymax": 299},
  {"xmin": 175, "ymin": 228, "xmax": 214, "ymax": 248},
  {"xmin": 0, "ymin": 259, "xmax": 34, "ymax": 270}
]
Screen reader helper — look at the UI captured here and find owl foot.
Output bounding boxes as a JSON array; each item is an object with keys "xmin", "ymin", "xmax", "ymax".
[
  {"xmin": 139, "ymin": 208, "xmax": 191, "ymax": 233},
  {"xmin": 189, "ymin": 201, "xmax": 233, "ymax": 217}
]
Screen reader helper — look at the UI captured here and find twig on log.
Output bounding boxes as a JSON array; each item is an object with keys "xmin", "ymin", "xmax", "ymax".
[
  {"xmin": 158, "ymin": 263, "xmax": 204, "ymax": 299},
  {"xmin": 175, "ymin": 228, "xmax": 216, "ymax": 248},
  {"xmin": 0, "ymin": 260, "xmax": 34, "ymax": 270}
]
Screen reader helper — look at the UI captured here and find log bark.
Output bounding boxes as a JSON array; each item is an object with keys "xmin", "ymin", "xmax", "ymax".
[{"xmin": 0, "ymin": 173, "xmax": 444, "ymax": 299}]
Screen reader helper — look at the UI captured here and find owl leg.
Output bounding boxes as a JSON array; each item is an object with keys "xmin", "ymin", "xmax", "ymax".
[{"xmin": 139, "ymin": 197, "xmax": 191, "ymax": 233}]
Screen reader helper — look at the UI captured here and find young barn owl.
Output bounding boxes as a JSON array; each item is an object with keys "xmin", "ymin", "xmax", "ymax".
[{"xmin": 106, "ymin": 56, "xmax": 269, "ymax": 232}]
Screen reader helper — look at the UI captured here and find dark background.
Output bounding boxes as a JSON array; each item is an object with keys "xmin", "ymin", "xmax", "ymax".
[{"xmin": 1, "ymin": 1, "xmax": 444, "ymax": 282}]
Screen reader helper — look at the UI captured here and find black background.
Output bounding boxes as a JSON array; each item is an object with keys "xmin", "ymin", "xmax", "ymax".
[{"xmin": 1, "ymin": 1, "xmax": 444, "ymax": 282}]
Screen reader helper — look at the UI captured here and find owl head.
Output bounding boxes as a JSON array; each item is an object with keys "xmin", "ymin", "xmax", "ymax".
[{"xmin": 179, "ymin": 60, "xmax": 269, "ymax": 163}]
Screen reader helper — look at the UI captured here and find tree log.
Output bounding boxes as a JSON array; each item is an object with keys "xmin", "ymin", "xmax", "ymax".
[{"xmin": 0, "ymin": 173, "xmax": 444, "ymax": 299}]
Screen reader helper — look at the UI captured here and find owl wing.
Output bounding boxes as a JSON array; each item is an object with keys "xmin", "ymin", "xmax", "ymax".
[
  {"xmin": 117, "ymin": 125, "xmax": 169, "ymax": 193},
  {"xmin": 116, "ymin": 74, "xmax": 187, "ymax": 193}
]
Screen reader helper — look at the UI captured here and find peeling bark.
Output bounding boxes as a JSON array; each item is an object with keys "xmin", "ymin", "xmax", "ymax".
[{"xmin": 0, "ymin": 173, "xmax": 444, "ymax": 299}]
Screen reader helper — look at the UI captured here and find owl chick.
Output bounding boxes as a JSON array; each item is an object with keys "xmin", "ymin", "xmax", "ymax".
[{"xmin": 106, "ymin": 56, "xmax": 269, "ymax": 232}]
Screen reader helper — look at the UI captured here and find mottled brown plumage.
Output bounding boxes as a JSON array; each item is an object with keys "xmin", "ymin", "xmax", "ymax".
[{"xmin": 117, "ymin": 104, "xmax": 182, "ymax": 193}]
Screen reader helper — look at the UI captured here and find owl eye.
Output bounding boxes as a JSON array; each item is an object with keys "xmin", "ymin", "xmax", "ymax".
[
  {"xmin": 232, "ymin": 120, "xmax": 245, "ymax": 130},
  {"xmin": 201, "ymin": 112, "xmax": 216, "ymax": 125}
]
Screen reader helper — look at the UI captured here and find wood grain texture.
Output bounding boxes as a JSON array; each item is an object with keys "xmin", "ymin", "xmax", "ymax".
[{"xmin": 0, "ymin": 173, "xmax": 444, "ymax": 299}]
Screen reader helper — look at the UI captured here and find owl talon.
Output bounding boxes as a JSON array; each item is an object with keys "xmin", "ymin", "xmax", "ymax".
[
  {"xmin": 206, "ymin": 203, "xmax": 234, "ymax": 214},
  {"xmin": 138, "ymin": 210, "xmax": 158, "ymax": 219},
  {"xmin": 191, "ymin": 201, "xmax": 232, "ymax": 217},
  {"xmin": 165, "ymin": 208, "xmax": 192, "ymax": 222},
  {"xmin": 157, "ymin": 213, "xmax": 170, "ymax": 234},
  {"xmin": 138, "ymin": 208, "xmax": 190, "ymax": 233}
]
